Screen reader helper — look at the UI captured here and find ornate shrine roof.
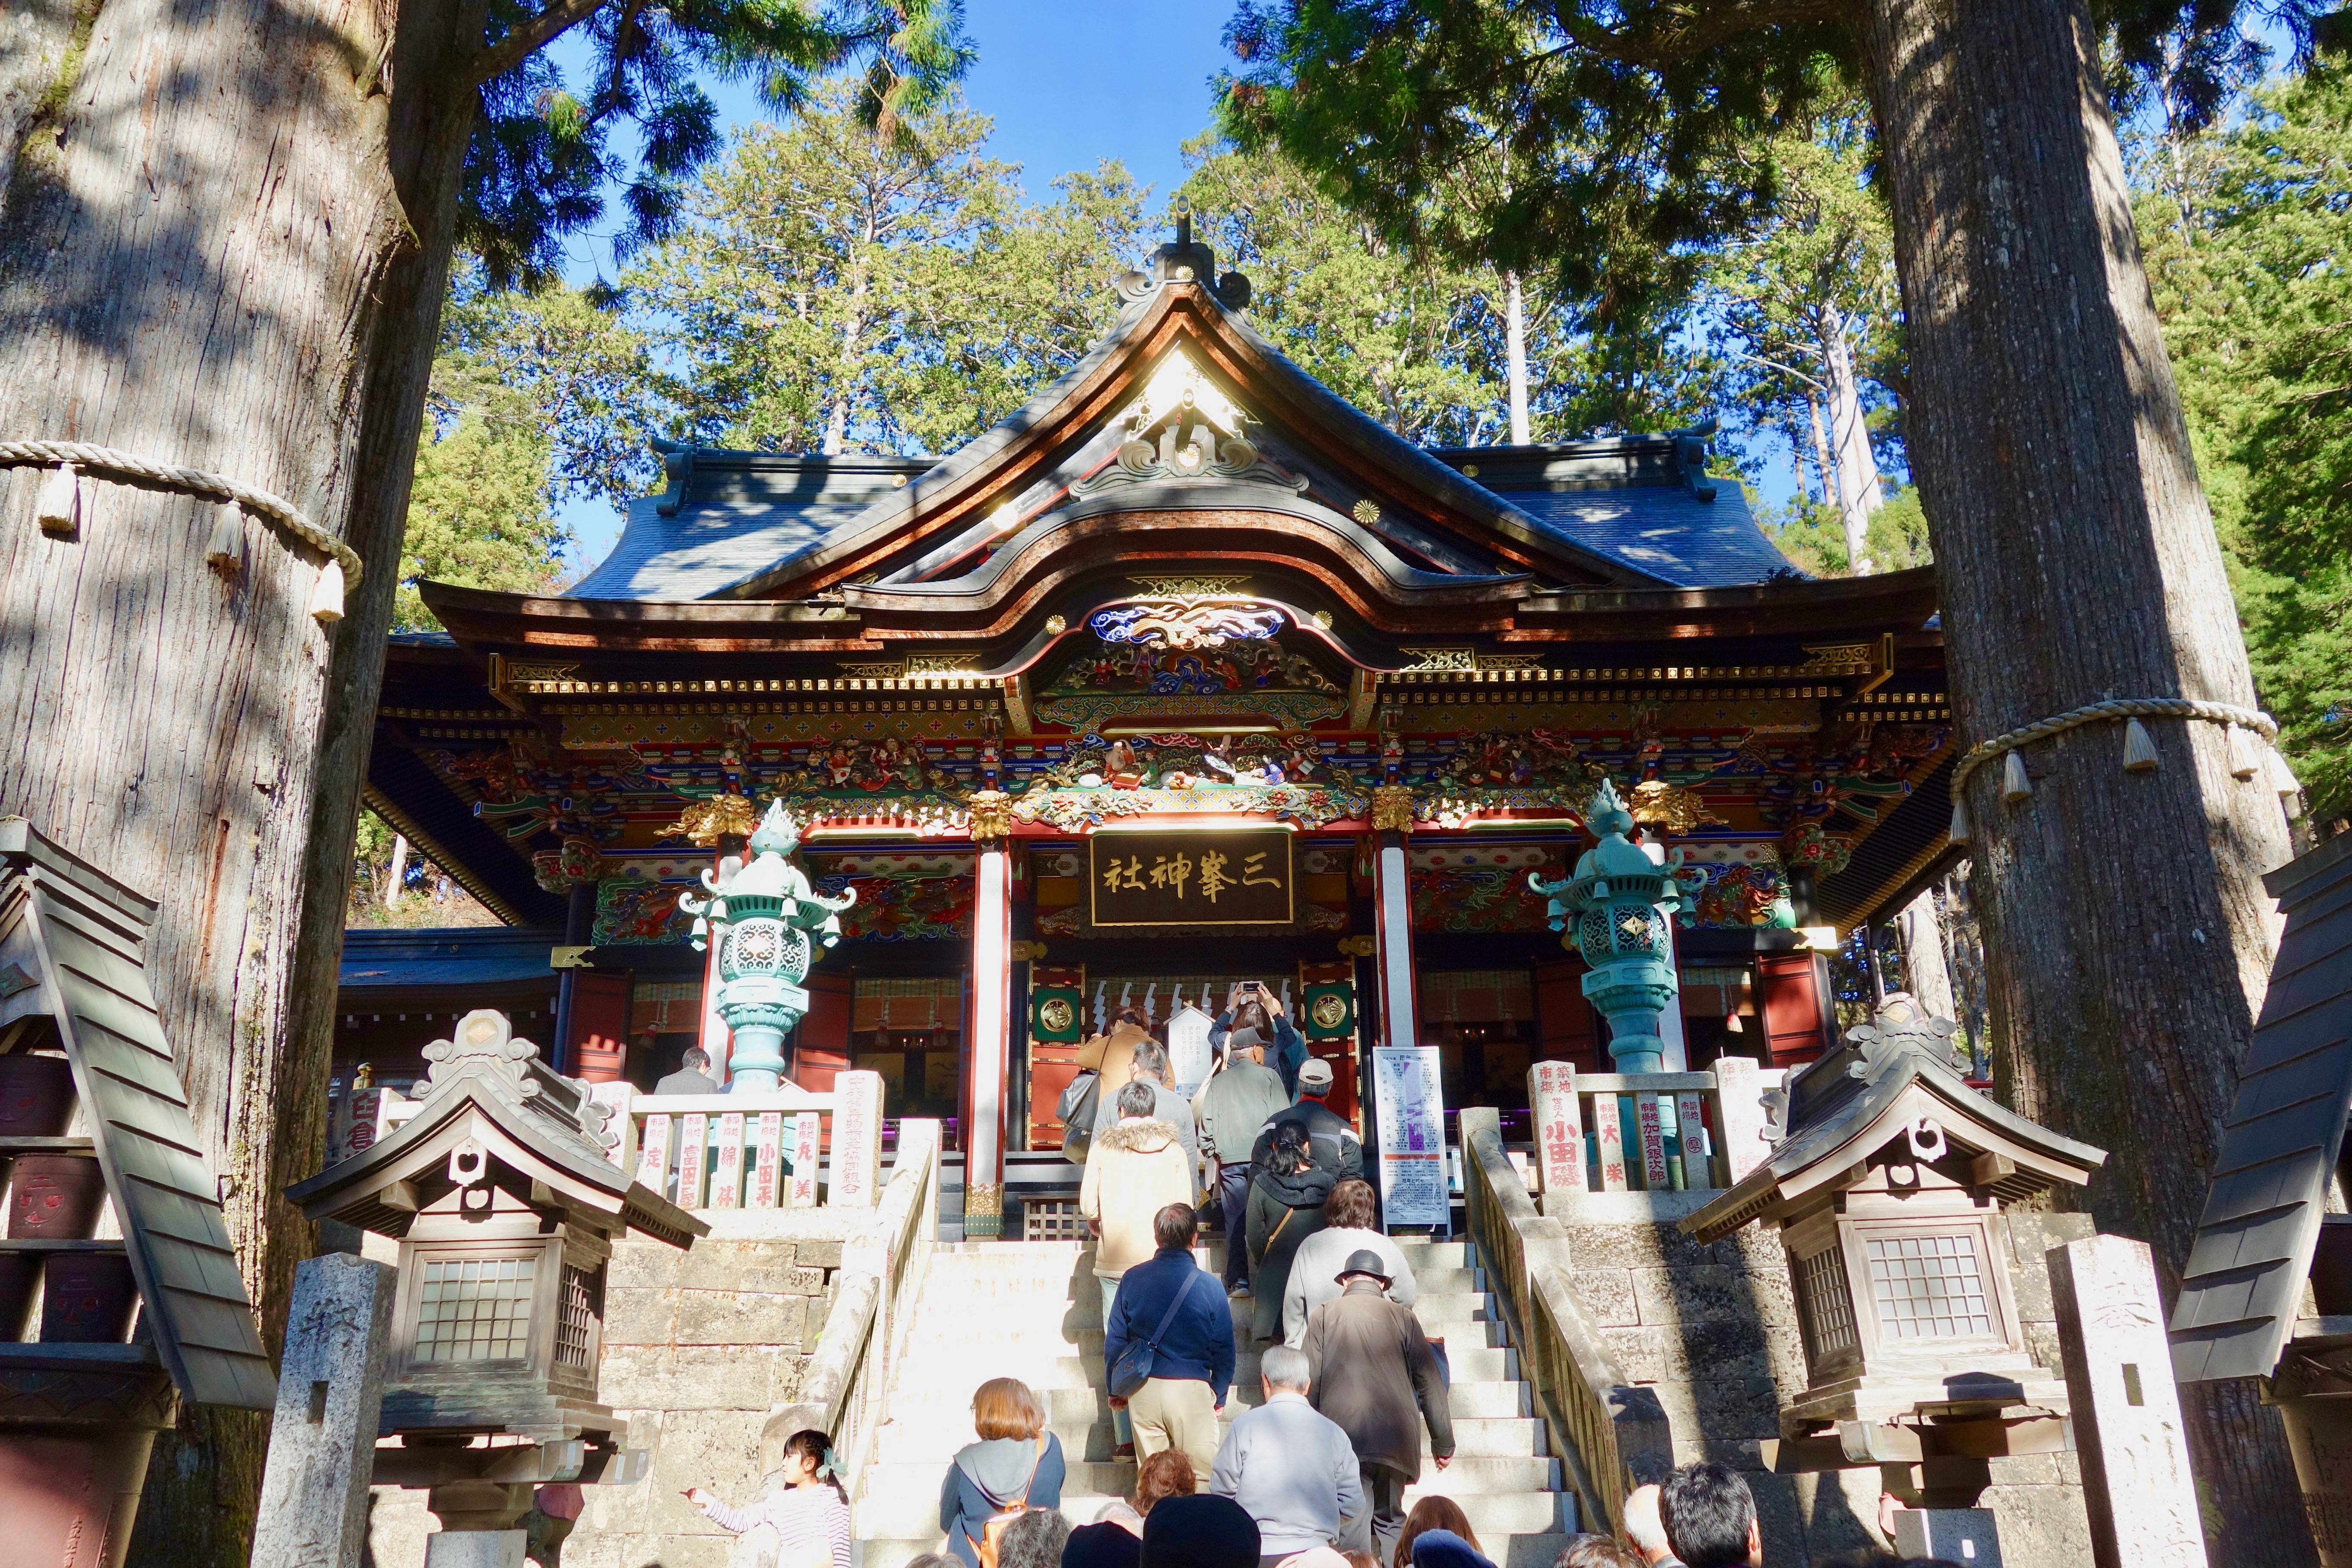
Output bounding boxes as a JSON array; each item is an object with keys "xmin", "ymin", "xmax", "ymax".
[{"xmin": 372, "ymin": 225, "xmax": 1954, "ymax": 936}]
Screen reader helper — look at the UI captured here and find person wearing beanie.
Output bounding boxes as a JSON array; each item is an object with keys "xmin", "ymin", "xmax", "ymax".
[{"xmin": 1139, "ymin": 1494, "xmax": 1262, "ymax": 1568}]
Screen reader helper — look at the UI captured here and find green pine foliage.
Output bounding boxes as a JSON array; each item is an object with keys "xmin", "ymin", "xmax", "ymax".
[
  {"xmin": 2139, "ymin": 61, "xmax": 2352, "ymax": 822},
  {"xmin": 625, "ymin": 83, "xmax": 1149, "ymax": 455},
  {"xmin": 1177, "ymin": 138, "xmax": 1723, "ymax": 442}
]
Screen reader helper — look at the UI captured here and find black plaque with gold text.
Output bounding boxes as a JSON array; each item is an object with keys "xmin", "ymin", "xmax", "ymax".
[{"xmin": 1088, "ymin": 827, "xmax": 1295, "ymax": 928}]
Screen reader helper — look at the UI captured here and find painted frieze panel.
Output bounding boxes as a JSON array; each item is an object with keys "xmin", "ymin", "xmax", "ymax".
[
  {"xmin": 1008, "ymin": 732, "xmax": 1372, "ymax": 831},
  {"xmin": 1406, "ymin": 843, "xmax": 1566, "ymax": 933},
  {"xmin": 1034, "ymin": 608, "xmax": 1345, "ymax": 731}
]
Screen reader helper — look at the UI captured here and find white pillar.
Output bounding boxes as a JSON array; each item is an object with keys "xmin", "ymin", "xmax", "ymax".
[
  {"xmin": 966, "ymin": 842, "xmax": 1012, "ymax": 1236},
  {"xmin": 1374, "ymin": 838, "xmax": 1417, "ymax": 1049}
]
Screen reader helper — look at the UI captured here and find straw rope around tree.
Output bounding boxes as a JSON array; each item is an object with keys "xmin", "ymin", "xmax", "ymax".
[
  {"xmin": 2, "ymin": 438, "xmax": 361, "ymax": 621},
  {"xmin": 1946, "ymin": 696, "xmax": 2300, "ymax": 844}
]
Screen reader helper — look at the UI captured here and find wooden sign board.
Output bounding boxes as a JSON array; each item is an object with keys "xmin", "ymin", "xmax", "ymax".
[{"xmin": 1089, "ymin": 827, "xmax": 1294, "ymax": 928}]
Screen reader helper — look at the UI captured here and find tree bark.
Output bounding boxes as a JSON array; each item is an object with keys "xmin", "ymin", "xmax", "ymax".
[
  {"xmin": 385, "ymin": 830, "xmax": 411, "ymax": 906},
  {"xmin": 0, "ymin": 0, "xmax": 481, "ymax": 1560},
  {"xmin": 1893, "ymin": 887, "xmax": 1955, "ymax": 1022},
  {"xmin": 1850, "ymin": 2, "xmax": 2309, "ymax": 1560},
  {"xmin": 1821, "ymin": 302, "xmax": 1883, "ymax": 569},
  {"xmin": 1504, "ymin": 269, "xmax": 1531, "ymax": 444}
]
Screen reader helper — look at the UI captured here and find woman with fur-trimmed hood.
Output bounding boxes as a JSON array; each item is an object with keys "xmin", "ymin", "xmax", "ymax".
[{"xmin": 1081, "ymin": 1079, "xmax": 1200, "ymax": 1456}]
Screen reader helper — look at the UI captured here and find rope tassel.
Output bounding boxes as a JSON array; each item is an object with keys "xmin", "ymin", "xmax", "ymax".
[
  {"xmin": 308, "ymin": 558, "xmax": 345, "ymax": 624},
  {"xmin": 2001, "ymin": 750, "xmax": 2032, "ymax": 803},
  {"xmin": 2226, "ymin": 723, "xmax": 2264, "ymax": 781},
  {"xmin": 1947, "ymin": 796, "xmax": 1971, "ymax": 847},
  {"xmin": 36, "ymin": 462, "xmax": 79, "ymax": 535},
  {"xmin": 205, "ymin": 500, "xmax": 245, "ymax": 577},
  {"xmin": 2266, "ymin": 745, "xmax": 2304, "ymax": 817},
  {"xmin": 2122, "ymin": 717, "xmax": 2159, "ymax": 772}
]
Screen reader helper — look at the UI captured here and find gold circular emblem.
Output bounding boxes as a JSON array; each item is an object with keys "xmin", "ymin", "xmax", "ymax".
[
  {"xmin": 1038, "ymin": 996, "xmax": 1076, "ymax": 1033},
  {"xmin": 1311, "ymin": 992, "xmax": 1349, "ymax": 1030}
]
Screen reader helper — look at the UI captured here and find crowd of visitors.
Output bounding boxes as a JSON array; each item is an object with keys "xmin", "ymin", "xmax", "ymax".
[{"xmin": 682, "ymin": 990, "xmax": 1977, "ymax": 1568}]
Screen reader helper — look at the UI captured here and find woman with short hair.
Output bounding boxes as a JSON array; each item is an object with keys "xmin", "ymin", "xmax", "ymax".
[
  {"xmin": 1060, "ymin": 1448, "xmax": 1197, "ymax": 1568},
  {"xmin": 938, "ymin": 1377, "xmax": 1066, "ymax": 1567},
  {"xmin": 1280, "ymin": 1177, "xmax": 1418, "ymax": 1347}
]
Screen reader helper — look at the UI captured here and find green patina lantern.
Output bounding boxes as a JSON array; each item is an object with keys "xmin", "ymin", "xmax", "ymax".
[
  {"xmin": 1528, "ymin": 779, "xmax": 1708, "ymax": 1074},
  {"xmin": 677, "ymin": 801, "xmax": 858, "ymax": 1091}
]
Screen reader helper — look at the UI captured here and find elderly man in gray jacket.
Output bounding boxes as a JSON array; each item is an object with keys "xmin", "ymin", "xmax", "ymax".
[{"xmin": 1208, "ymin": 1344, "xmax": 1363, "ymax": 1566}]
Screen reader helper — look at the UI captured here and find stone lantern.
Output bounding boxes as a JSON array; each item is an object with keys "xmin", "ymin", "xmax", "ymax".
[
  {"xmin": 1528, "ymin": 778, "xmax": 1708, "ymax": 1072},
  {"xmin": 1682, "ymin": 995, "xmax": 2106, "ymax": 1513},
  {"xmin": 677, "ymin": 800, "xmax": 858, "ymax": 1091},
  {"xmin": 286, "ymin": 1008, "xmax": 707, "ymax": 1563}
]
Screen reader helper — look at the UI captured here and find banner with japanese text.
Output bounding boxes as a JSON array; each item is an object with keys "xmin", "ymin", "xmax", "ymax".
[{"xmin": 1372, "ymin": 1045, "xmax": 1448, "ymax": 1227}]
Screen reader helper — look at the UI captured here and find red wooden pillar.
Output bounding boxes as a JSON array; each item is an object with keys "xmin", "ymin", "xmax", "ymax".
[
  {"xmin": 793, "ymin": 971, "xmax": 854, "ymax": 1091},
  {"xmin": 1756, "ymin": 949, "xmax": 1834, "ymax": 1066}
]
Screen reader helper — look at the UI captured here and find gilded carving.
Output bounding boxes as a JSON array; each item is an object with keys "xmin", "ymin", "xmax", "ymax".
[
  {"xmin": 664, "ymin": 791, "xmax": 761, "ymax": 846},
  {"xmin": 1371, "ymin": 785, "xmax": 1417, "ymax": 833},
  {"xmin": 968, "ymin": 789, "xmax": 1014, "ymax": 841},
  {"xmin": 1630, "ymin": 780, "xmax": 1729, "ymax": 836}
]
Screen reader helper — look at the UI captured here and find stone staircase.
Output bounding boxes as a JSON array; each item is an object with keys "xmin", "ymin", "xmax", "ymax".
[{"xmin": 853, "ymin": 1236, "xmax": 1577, "ymax": 1568}]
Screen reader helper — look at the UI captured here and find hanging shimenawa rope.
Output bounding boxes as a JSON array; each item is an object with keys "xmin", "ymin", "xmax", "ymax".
[
  {"xmin": 3, "ymin": 439, "xmax": 361, "ymax": 622},
  {"xmin": 1946, "ymin": 696, "xmax": 2300, "ymax": 845}
]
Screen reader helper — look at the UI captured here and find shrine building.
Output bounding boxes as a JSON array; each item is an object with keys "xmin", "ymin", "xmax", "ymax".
[{"xmin": 352, "ymin": 222, "xmax": 1956, "ymax": 1231}]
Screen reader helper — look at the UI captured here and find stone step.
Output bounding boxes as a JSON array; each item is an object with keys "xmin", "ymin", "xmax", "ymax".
[
  {"xmin": 851, "ymin": 1455, "xmax": 1563, "ymax": 1539},
  {"xmin": 891, "ymin": 1341, "xmax": 1519, "ymax": 1392},
  {"xmin": 874, "ymin": 1377, "xmax": 1531, "ymax": 1436},
  {"xmin": 929, "ymin": 1239, "xmax": 1470, "ymax": 1268}
]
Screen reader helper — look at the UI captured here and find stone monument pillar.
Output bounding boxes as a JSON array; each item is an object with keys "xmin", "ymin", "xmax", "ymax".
[{"xmin": 250, "ymin": 1253, "xmax": 397, "ymax": 1568}]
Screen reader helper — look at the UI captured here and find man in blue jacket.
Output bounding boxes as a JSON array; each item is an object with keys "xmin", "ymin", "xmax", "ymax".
[{"xmin": 1105, "ymin": 1202, "xmax": 1235, "ymax": 1482}]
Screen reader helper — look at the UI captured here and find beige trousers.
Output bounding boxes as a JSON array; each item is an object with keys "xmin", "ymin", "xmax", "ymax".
[{"xmin": 1128, "ymin": 1376, "xmax": 1222, "ymax": 1483}]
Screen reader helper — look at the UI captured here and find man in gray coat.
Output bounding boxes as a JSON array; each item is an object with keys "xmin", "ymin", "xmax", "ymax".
[
  {"xmin": 1194, "ymin": 1029, "xmax": 1292, "ymax": 1296},
  {"xmin": 1208, "ymin": 1343, "xmax": 1363, "ymax": 1566},
  {"xmin": 1302, "ymin": 1250, "xmax": 1453, "ymax": 1567}
]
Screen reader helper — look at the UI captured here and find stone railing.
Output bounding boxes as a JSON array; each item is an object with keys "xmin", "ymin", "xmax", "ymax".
[
  {"xmin": 1528, "ymin": 1058, "xmax": 1784, "ymax": 1200},
  {"xmin": 586, "ymin": 1074, "xmax": 887, "ymax": 1212},
  {"xmin": 765, "ymin": 1118, "xmax": 941, "ymax": 1493},
  {"xmin": 1459, "ymin": 1106, "xmax": 1672, "ymax": 1535}
]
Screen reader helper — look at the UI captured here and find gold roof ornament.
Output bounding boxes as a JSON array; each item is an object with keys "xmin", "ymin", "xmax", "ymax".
[
  {"xmin": 1630, "ymin": 779, "xmax": 1727, "ymax": 836},
  {"xmin": 663, "ymin": 792, "xmax": 762, "ymax": 846}
]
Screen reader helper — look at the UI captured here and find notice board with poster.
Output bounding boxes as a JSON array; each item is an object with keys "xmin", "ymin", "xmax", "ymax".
[
  {"xmin": 1087, "ymin": 826, "xmax": 1295, "ymax": 930},
  {"xmin": 1372, "ymin": 1045, "xmax": 1448, "ymax": 1227}
]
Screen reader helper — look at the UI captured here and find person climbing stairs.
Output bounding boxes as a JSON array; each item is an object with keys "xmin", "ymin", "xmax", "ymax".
[{"xmin": 851, "ymin": 1235, "xmax": 1577, "ymax": 1566}]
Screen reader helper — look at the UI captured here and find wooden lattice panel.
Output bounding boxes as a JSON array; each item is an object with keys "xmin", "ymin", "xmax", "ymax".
[{"xmin": 1022, "ymin": 1201, "xmax": 1084, "ymax": 1242}]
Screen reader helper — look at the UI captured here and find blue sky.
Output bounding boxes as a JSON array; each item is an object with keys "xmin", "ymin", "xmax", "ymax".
[{"xmin": 555, "ymin": 0, "xmax": 1237, "ymax": 566}]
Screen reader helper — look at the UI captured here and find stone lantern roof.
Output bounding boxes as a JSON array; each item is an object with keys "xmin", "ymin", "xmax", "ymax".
[
  {"xmin": 1683, "ymin": 994, "xmax": 2107, "ymax": 1245},
  {"xmin": 286, "ymin": 1008, "xmax": 704, "ymax": 1250}
]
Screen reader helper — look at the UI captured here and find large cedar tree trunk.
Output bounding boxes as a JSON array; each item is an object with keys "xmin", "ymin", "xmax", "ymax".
[
  {"xmin": 0, "ymin": 0, "xmax": 481, "ymax": 1559},
  {"xmin": 1851, "ymin": 2, "xmax": 2309, "ymax": 1559}
]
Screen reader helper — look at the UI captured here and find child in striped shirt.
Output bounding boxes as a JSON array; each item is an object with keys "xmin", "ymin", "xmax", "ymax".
[{"xmin": 686, "ymin": 1427, "xmax": 851, "ymax": 1568}]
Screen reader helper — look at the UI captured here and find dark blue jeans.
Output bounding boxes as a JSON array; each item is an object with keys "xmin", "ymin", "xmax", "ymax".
[{"xmin": 1216, "ymin": 1161, "xmax": 1252, "ymax": 1287}]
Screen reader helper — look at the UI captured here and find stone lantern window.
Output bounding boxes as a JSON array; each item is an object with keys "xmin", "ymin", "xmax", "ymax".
[{"xmin": 1684, "ymin": 994, "xmax": 2106, "ymax": 1507}]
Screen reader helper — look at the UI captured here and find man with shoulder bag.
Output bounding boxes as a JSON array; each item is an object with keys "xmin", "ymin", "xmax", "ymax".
[{"xmin": 1104, "ymin": 1202, "xmax": 1234, "ymax": 1482}]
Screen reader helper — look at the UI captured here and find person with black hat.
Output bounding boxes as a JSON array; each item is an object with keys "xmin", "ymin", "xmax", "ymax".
[
  {"xmin": 1302, "ymin": 1250, "xmax": 1454, "ymax": 1568},
  {"xmin": 1245, "ymin": 1057, "xmax": 1363, "ymax": 1180}
]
